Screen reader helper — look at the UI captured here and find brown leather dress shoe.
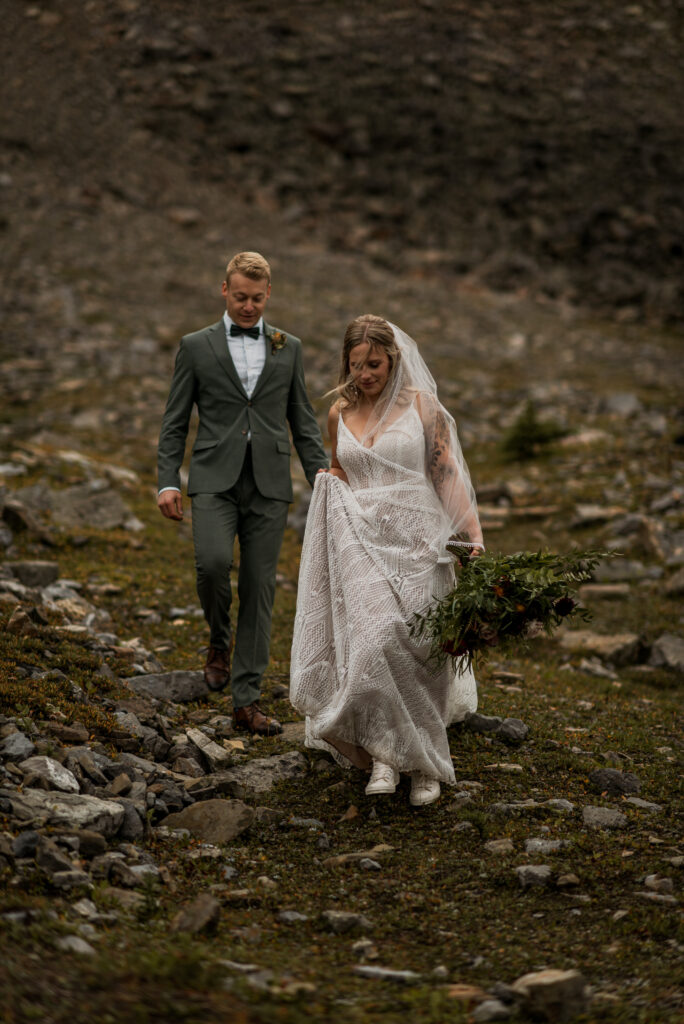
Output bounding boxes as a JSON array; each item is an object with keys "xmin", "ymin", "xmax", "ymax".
[
  {"xmin": 203, "ymin": 645, "xmax": 232, "ymax": 691},
  {"xmin": 233, "ymin": 702, "xmax": 283, "ymax": 736}
]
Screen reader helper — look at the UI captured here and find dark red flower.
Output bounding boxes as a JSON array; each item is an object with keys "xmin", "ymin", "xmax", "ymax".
[
  {"xmin": 554, "ymin": 597, "xmax": 576, "ymax": 617},
  {"xmin": 441, "ymin": 639, "xmax": 469, "ymax": 657}
]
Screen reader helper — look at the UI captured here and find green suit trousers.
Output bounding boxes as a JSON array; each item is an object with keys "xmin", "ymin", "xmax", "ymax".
[{"xmin": 191, "ymin": 446, "xmax": 289, "ymax": 708}]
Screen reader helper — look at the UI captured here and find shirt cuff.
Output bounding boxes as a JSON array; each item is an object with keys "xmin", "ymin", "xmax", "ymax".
[{"xmin": 158, "ymin": 487, "xmax": 181, "ymax": 495}]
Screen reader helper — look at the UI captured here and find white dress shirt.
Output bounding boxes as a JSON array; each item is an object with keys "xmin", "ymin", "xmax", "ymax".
[{"xmin": 224, "ymin": 312, "xmax": 266, "ymax": 397}]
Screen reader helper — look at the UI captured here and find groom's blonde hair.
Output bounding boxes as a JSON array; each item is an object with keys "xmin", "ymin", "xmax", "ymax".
[{"xmin": 225, "ymin": 251, "xmax": 271, "ymax": 285}]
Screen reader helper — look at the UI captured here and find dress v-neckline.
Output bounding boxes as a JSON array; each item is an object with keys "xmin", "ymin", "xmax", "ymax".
[{"xmin": 339, "ymin": 399, "xmax": 417, "ymax": 448}]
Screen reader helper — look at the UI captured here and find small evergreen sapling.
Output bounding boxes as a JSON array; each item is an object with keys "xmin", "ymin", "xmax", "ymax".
[{"xmin": 500, "ymin": 400, "xmax": 566, "ymax": 461}]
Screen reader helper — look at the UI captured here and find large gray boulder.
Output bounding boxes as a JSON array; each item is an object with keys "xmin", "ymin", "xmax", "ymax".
[
  {"xmin": 1, "ymin": 788, "xmax": 124, "ymax": 836},
  {"xmin": 20, "ymin": 756, "xmax": 80, "ymax": 793},
  {"xmin": 160, "ymin": 798, "xmax": 254, "ymax": 843}
]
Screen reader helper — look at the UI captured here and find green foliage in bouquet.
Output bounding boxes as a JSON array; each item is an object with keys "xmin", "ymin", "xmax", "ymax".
[
  {"xmin": 410, "ymin": 548, "xmax": 608, "ymax": 669},
  {"xmin": 500, "ymin": 400, "xmax": 567, "ymax": 461}
]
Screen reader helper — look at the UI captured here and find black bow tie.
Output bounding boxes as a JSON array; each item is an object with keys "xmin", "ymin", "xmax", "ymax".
[{"xmin": 230, "ymin": 324, "xmax": 260, "ymax": 340}]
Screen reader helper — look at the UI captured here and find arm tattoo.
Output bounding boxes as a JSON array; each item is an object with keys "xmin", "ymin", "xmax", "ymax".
[{"xmin": 428, "ymin": 408, "xmax": 455, "ymax": 494}]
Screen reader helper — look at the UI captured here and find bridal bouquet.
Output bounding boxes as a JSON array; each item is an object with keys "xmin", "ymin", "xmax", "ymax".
[{"xmin": 410, "ymin": 548, "xmax": 608, "ymax": 669}]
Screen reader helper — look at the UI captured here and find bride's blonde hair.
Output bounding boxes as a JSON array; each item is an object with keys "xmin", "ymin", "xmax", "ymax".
[{"xmin": 335, "ymin": 314, "xmax": 401, "ymax": 408}]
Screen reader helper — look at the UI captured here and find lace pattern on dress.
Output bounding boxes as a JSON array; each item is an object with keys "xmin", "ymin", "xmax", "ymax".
[{"xmin": 290, "ymin": 401, "xmax": 477, "ymax": 781}]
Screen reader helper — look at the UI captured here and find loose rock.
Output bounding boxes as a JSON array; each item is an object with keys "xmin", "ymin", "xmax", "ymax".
[
  {"xmin": 6, "ymin": 561, "xmax": 60, "ymax": 587},
  {"xmin": 559, "ymin": 630, "xmax": 643, "ymax": 666},
  {"xmin": 664, "ymin": 567, "xmax": 684, "ymax": 597},
  {"xmin": 353, "ymin": 965, "xmax": 420, "ymax": 983},
  {"xmin": 485, "ymin": 839, "xmax": 515, "ymax": 855},
  {"xmin": 20, "ymin": 756, "xmax": 80, "ymax": 794},
  {"xmin": 321, "ymin": 910, "xmax": 373, "ymax": 934},
  {"xmin": 171, "ymin": 893, "xmax": 221, "ymax": 934},
  {"xmin": 546, "ymin": 799, "xmax": 575, "ymax": 814},
  {"xmin": 125, "ymin": 671, "xmax": 210, "ymax": 702},
  {"xmin": 464, "ymin": 713, "xmax": 503, "ymax": 734},
  {"xmin": 524, "ymin": 839, "xmax": 567, "ymax": 855},
  {"xmin": 12, "ymin": 830, "xmax": 39, "ymax": 858},
  {"xmin": 277, "ymin": 910, "xmax": 308, "ymax": 924},
  {"xmin": 511, "ymin": 968, "xmax": 589, "ymax": 1022},
  {"xmin": 0, "ymin": 732, "xmax": 36, "ymax": 762},
  {"xmin": 115, "ymin": 798, "xmax": 148, "ymax": 842},
  {"xmin": 582, "ymin": 806, "xmax": 627, "ymax": 830},
  {"xmin": 624, "ymin": 797, "xmax": 662, "ymax": 812},
  {"xmin": 186, "ymin": 728, "xmax": 232, "ymax": 771},
  {"xmin": 2, "ymin": 789, "xmax": 125, "ymax": 836},
  {"xmin": 498, "ymin": 718, "xmax": 529, "ymax": 745},
  {"xmin": 635, "ymin": 891, "xmax": 678, "ymax": 906},
  {"xmin": 160, "ymin": 799, "xmax": 254, "ymax": 843},
  {"xmin": 36, "ymin": 836, "xmax": 75, "ymax": 875},
  {"xmin": 322, "ymin": 844, "xmax": 393, "ymax": 868},
  {"xmin": 515, "ymin": 865, "xmax": 553, "ymax": 889},
  {"xmin": 472, "ymin": 999, "xmax": 511, "ymax": 1022},
  {"xmin": 649, "ymin": 633, "xmax": 684, "ymax": 673},
  {"xmin": 56, "ymin": 935, "xmax": 97, "ymax": 955},
  {"xmin": 644, "ymin": 874, "xmax": 673, "ymax": 893},
  {"xmin": 588, "ymin": 768, "xmax": 641, "ymax": 797},
  {"xmin": 208, "ymin": 751, "xmax": 308, "ymax": 796}
]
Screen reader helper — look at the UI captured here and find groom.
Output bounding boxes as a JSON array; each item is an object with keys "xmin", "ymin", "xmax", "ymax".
[{"xmin": 157, "ymin": 251, "xmax": 328, "ymax": 735}]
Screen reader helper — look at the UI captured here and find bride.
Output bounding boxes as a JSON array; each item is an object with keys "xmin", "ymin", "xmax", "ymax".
[{"xmin": 290, "ymin": 315, "xmax": 484, "ymax": 806}]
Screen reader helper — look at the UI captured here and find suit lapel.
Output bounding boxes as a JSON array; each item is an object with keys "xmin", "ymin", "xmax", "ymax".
[
  {"xmin": 206, "ymin": 321, "xmax": 248, "ymax": 397},
  {"xmin": 251, "ymin": 322, "xmax": 279, "ymax": 399}
]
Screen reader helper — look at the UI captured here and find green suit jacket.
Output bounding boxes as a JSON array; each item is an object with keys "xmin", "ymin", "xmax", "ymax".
[{"xmin": 157, "ymin": 319, "xmax": 328, "ymax": 501}]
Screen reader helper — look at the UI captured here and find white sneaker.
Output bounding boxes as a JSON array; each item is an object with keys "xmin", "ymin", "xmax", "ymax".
[
  {"xmin": 365, "ymin": 761, "xmax": 400, "ymax": 795},
  {"xmin": 410, "ymin": 772, "xmax": 440, "ymax": 806}
]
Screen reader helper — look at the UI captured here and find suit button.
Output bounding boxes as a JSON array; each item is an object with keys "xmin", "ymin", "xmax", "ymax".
[
  {"xmin": 241, "ymin": 429, "xmax": 247, "ymax": 435},
  {"xmin": 247, "ymin": 401, "xmax": 253, "ymax": 406}
]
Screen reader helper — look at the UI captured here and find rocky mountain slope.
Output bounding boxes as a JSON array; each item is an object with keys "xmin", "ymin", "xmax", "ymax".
[{"xmin": 2, "ymin": 0, "xmax": 684, "ymax": 327}]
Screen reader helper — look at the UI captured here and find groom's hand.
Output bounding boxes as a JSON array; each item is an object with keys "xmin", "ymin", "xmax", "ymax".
[{"xmin": 158, "ymin": 489, "xmax": 184, "ymax": 521}]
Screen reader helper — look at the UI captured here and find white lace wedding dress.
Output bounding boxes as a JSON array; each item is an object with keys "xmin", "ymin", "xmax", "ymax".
[{"xmin": 290, "ymin": 397, "xmax": 477, "ymax": 783}]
